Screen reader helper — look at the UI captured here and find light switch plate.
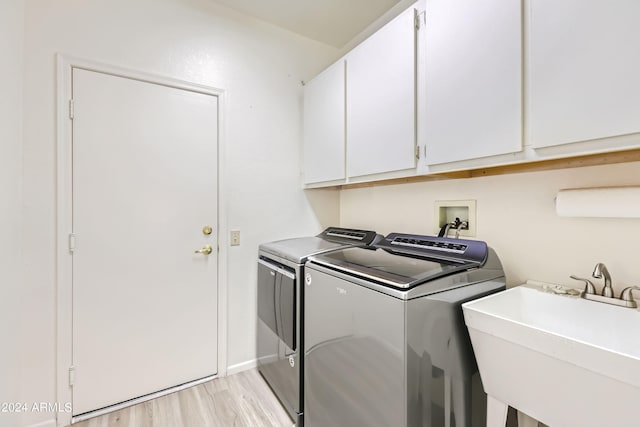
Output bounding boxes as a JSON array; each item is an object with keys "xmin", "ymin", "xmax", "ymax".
[{"xmin": 230, "ymin": 229, "xmax": 241, "ymax": 246}]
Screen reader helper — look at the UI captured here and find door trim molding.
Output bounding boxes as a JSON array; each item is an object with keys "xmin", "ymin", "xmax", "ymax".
[{"xmin": 55, "ymin": 54, "xmax": 228, "ymax": 427}]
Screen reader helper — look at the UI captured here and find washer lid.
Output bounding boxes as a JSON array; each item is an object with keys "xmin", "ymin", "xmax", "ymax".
[{"xmin": 309, "ymin": 246, "xmax": 480, "ymax": 289}]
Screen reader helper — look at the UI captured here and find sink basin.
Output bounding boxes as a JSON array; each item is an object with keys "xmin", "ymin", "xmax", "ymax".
[{"xmin": 462, "ymin": 283, "xmax": 640, "ymax": 427}]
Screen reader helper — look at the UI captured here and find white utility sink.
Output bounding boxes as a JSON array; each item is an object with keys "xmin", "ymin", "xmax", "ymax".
[{"xmin": 462, "ymin": 282, "xmax": 640, "ymax": 427}]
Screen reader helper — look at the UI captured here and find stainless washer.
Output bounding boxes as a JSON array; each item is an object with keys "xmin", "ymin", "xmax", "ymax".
[
  {"xmin": 304, "ymin": 232, "xmax": 505, "ymax": 427},
  {"xmin": 257, "ymin": 227, "xmax": 380, "ymax": 426}
]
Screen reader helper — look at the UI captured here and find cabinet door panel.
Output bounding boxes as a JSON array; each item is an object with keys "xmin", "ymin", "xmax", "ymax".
[
  {"xmin": 424, "ymin": 0, "xmax": 522, "ymax": 165},
  {"xmin": 303, "ymin": 61, "xmax": 345, "ymax": 184},
  {"xmin": 346, "ymin": 6, "xmax": 416, "ymax": 178},
  {"xmin": 528, "ymin": 0, "xmax": 640, "ymax": 148}
]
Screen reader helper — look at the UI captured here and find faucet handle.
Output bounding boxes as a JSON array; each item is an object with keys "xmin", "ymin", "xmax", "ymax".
[
  {"xmin": 570, "ymin": 275, "xmax": 596, "ymax": 294},
  {"xmin": 620, "ymin": 286, "xmax": 640, "ymax": 302}
]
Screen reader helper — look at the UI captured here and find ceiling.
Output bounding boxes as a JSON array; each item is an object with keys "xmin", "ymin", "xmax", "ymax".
[{"xmin": 210, "ymin": 0, "xmax": 403, "ymax": 48}]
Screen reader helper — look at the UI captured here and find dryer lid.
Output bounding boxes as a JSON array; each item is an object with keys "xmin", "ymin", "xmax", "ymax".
[{"xmin": 259, "ymin": 227, "xmax": 379, "ymax": 264}]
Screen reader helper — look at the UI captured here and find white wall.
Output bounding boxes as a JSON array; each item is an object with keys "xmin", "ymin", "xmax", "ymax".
[
  {"xmin": 21, "ymin": 0, "xmax": 338, "ymax": 425},
  {"xmin": 341, "ymin": 161, "xmax": 640, "ymax": 291},
  {"xmin": 0, "ymin": 1, "xmax": 24, "ymax": 426}
]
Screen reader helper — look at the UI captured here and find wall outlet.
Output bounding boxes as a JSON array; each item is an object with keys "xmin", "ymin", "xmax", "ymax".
[
  {"xmin": 230, "ymin": 229, "xmax": 241, "ymax": 246},
  {"xmin": 434, "ymin": 200, "xmax": 477, "ymax": 237}
]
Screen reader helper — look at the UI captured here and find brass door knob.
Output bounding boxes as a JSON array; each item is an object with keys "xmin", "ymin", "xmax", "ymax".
[{"xmin": 195, "ymin": 245, "xmax": 213, "ymax": 255}]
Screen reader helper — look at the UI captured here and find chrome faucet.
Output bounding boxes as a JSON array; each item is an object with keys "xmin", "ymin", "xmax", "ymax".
[
  {"xmin": 592, "ymin": 262, "xmax": 614, "ymax": 298},
  {"xmin": 570, "ymin": 264, "xmax": 637, "ymax": 308}
]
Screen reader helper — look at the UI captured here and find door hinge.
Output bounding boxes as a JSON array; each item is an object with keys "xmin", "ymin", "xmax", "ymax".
[
  {"xmin": 415, "ymin": 10, "xmax": 426, "ymax": 30},
  {"xmin": 68, "ymin": 233, "xmax": 76, "ymax": 253},
  {"xmin": 69, "ymin": 366, "xmax": 76, "ymax": 387},
  {"xmin": 415, "ymin": 145, "xmax": 421, "ymax": 160},
  {"xmin": 69, "ymin": 99, "xmax": 74, "ymax": 120}
]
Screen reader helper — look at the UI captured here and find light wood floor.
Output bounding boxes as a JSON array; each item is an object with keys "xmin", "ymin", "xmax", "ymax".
[{"xmin": 74, "ymin": 369, "xmax": 294, "ymax": 427}]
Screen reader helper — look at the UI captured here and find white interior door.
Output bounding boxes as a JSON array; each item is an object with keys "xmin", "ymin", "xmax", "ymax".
[{"xmin": 71, "ymin": 68, "xmax": 219, "ymax": 416}]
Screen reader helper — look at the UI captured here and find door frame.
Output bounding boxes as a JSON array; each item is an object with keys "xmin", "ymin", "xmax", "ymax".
[{"xmin": 55, "ymin": 54, "xmax": 228, "ymax": 426}]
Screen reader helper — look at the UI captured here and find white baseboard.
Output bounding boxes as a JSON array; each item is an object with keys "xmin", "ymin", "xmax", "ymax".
[
  {"xmin": 27, "ymin": 419, "xmax": 56, "ymax": 427},
  {"xmin": 227, "ymin": 358, "xmax": 257, "ymax": 375}
]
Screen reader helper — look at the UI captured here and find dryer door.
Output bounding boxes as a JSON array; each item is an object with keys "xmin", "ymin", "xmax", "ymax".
[
  {"xmin": 257, "ymin": 259, "xmax": 279, "ymax": 336},
  {"xmin": 278, "ymin": 270, "xmax": 296, "ymax": 350},
  {"xmin": 257, "ymin": 258, "xmax": 296, "ymax": 350},
  {"xmin": 257, "ymin": 257, "xmax": 300, "ymax": 419}
]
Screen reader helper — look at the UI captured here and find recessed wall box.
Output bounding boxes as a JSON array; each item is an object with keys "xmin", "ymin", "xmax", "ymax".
[{"xmin": 434, "ymin": 200, "xmax": 477, "ymax": 237}]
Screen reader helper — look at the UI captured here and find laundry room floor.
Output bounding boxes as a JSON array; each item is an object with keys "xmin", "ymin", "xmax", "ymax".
[{"xmin": 74, "ymin": 369, "xmax": 292, "ymax": 427}]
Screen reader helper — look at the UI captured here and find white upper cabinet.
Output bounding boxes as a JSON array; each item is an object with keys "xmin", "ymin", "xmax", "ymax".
[
  {"xmin": 346, "ymin": 5, "xmax": 417, "ymax": 178},
  {"xmin": 423, "ymin": 0, "xmax": 522, "ymax": 165},
  {"xmin": 303, "ymin": 60, "xmax": 346, "ymax": 184},
  {"xmin": 527, "ymin": 0, "xmax": 640, "ymax": 149}
]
